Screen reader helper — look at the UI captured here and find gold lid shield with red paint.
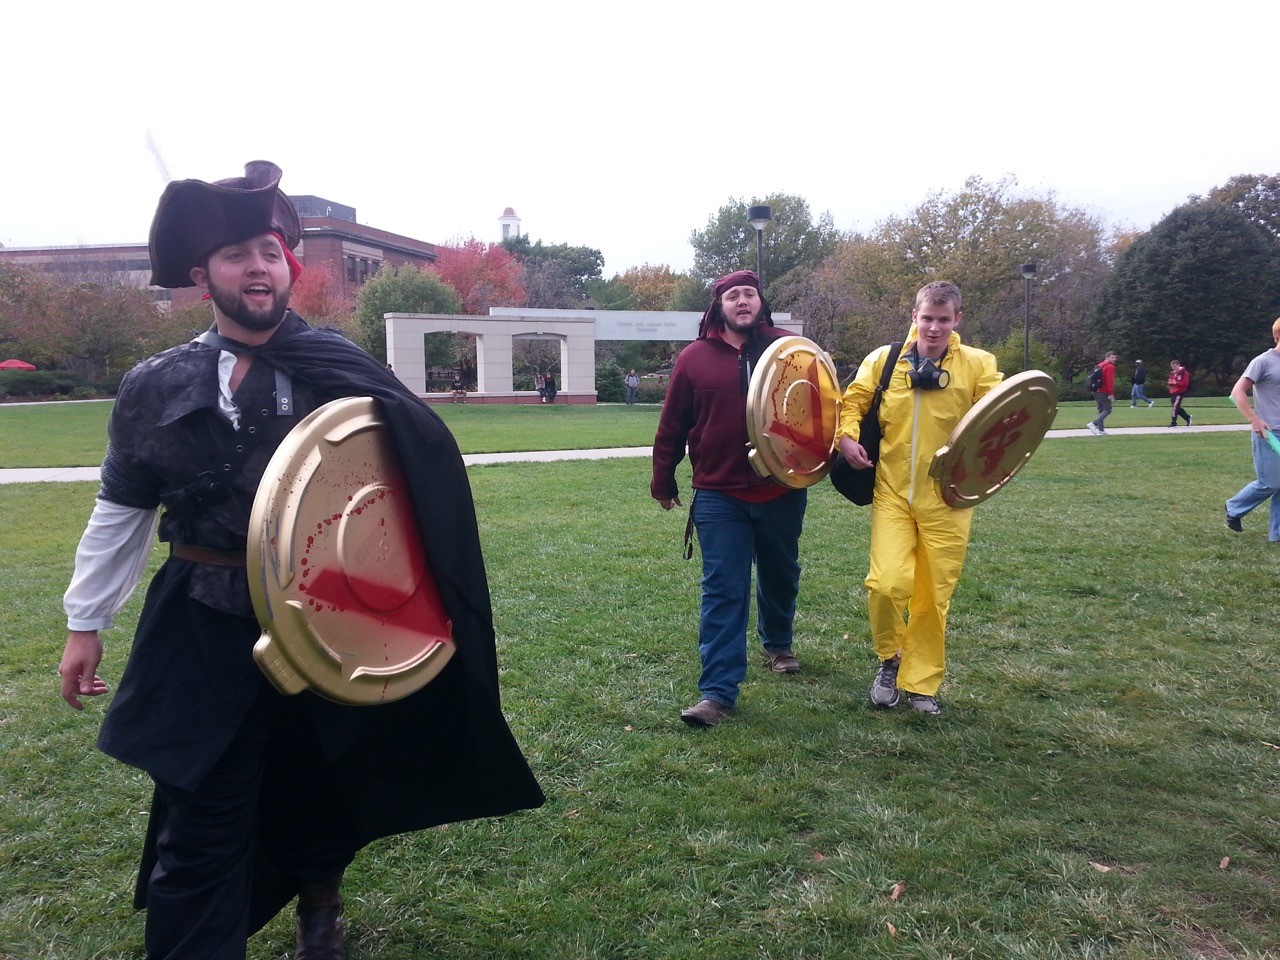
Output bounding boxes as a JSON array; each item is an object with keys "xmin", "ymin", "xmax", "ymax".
[
  {"xmin": 928, "ymin": 370, "xmax": 1059, "ymax": 508},
  {"xmin": 247, "ymin": 397, "xmax": 455, "ymax": 705},
  {"xmin": 745, "ymin": 336, "xmax": 842, "ymax": 488}
]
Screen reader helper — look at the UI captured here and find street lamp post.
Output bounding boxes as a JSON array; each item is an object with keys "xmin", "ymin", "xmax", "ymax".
[
  {"xmin": 747, "ymin": 205, "xmax": 772, "ymax": 285},
  {"xmin": 1020, "ymin": 262, "xmax": 1037, "ymax": 371}
]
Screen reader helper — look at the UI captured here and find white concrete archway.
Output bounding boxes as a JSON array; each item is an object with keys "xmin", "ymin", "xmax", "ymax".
[{"xmin": 385, "ymin": 308, "xmax": 798, "ymax": 403}]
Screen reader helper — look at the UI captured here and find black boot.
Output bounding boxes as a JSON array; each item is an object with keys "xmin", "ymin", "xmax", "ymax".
[{"xmin": 295, "ymin": 874, "xmax": 347, "ymax": 960}]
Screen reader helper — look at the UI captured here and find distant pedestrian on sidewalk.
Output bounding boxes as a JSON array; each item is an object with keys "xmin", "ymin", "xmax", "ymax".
[
  {"xmin": 624, "ymin": 369, "xmax": 640, "ymax": 405},
  {"xmin": 1225, "ymin": 318, "xmax": 1280, "ymax": 538},
  {"xmin": 1086, "ymin": 352, "xmax": 1117, "ymax": 435},
  {"xmin": 1129, "ymin": 360, "xmax": 1154, "ymax": 407},
  {"xmin": 1168, "ymin": 359, "xmax": 1192, "ymax": 426}
]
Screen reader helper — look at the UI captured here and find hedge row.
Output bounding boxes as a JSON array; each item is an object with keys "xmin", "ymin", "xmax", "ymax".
[{"xmin": 0, "ymin": 370, "xmax": 115, "ymax": 400}]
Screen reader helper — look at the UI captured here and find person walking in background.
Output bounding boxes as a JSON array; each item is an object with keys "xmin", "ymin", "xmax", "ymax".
[
  {"xmin": 624, "ymin": 368, "xmax": 640, "ymax": 405},
  {"xmin": 836, "ymin": 280, "xmax": 1001, "ymax": 716},
  {"xmin": 1168, "ymin": 358, "xmax": 1193, "ymax": 426},
  {"xmin": 1225, "ymin": 318, "xmax": 1280, "ymax": 538},
  {"xmin": 1130, "ymin": 359, "xmax": 1154, "ymax": 408},
  {"xmin": 1086, "ymin": 351, "xmax": 1118, "ymax": 435},
  {"xmin": 651, "ymin": 270, "xmax": 807, "ymax": 728}
]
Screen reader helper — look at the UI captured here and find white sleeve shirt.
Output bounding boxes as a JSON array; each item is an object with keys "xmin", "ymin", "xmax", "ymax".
[{"xmin": 63, "ymin": 349, "xmax": 239, "ymax": 631}]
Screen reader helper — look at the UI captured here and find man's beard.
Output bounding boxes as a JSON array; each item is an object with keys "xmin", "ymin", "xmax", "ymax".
[
  {"xmin": 208, "ymin": 278, "xmax": 290, "ymax": 332},
  {"xmin": 722, "ymin": 309, "xmax": 760, "ymax": 336}
]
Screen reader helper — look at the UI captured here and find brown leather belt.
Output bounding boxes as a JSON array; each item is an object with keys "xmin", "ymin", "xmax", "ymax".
[{"xmin": 170, "ymin": 544, "xmax": 247, "ymax": 567}]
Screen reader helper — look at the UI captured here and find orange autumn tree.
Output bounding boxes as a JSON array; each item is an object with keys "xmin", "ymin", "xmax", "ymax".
[
  {"xmin": 290, "ymin": 259, "xmax": 356, "ymax": 334},
  {"xmin": 432, "ymin": 238, "xmax": 527, "ymax": 314},
  {"xmin": 616, "ymin": 264, "xmax": 682, "ymax": 310}
]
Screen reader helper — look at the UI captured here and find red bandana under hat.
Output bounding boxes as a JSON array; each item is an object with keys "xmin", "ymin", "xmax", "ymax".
[
  {"xmin": 698, "ymin": 270, "xmax": 765, "ymax": 338},
  {"xmin": 712, "ymin": 270, "xmax": 760, "ymax": 298}
]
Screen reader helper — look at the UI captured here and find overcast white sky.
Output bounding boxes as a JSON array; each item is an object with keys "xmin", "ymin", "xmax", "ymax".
[{"xmin": 3, "ymin": 1, "xmax": 1276, "ymax": 276}]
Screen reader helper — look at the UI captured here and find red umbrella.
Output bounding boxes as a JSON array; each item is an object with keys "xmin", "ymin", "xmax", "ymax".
[{"xmin": 0, "ymin": 359, "xmax": 36, "ymax": 370}]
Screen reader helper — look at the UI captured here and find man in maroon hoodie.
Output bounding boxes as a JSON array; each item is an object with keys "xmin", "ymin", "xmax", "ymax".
[
  {"xmin": 651, "ymin": 270, "xmax": 807, "ymax": 728},
  {"xmin": 1087, "ymin": 351, "xmax": 1118, "ymax": 435}
]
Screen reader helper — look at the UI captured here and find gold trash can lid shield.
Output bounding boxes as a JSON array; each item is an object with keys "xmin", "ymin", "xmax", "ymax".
[
  {"xmin": 745, "ymin": 336, "xmax": 841, "ymax": 489},
  {"xmin": 248, "ymin": 396, "xmax": 455, "ymax": 705},
  {"xmin": 928, "ymin": 370, "xmax": 1059, "ymax": 509}
]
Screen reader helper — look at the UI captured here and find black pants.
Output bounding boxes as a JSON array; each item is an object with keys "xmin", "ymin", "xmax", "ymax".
[
  {"xmin": 144, "ymin": 684, "xmax": 354, "ymax": 960},
  {"xmin": 1170, "ymin": 394, "xmax": 1191, "ymax": 424}
]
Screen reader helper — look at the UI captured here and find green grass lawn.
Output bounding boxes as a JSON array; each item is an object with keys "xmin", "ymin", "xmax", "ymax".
[
  {"xmin": 0, "ymin": 394, "xmax": 1246, "ymax": 470},
  {"xmin": 1063, "ymin": 394, "xmax": 1238, "ymax": 430},
  {"xmin": 0, "ymin": 401, "xmax": 666, "ymax": 468},
  {"xmin": 1, "ymin": 412, "xmax": 1276, "ymax": 958}
]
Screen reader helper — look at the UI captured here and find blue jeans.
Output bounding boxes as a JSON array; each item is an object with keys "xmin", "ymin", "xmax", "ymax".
[
  {"xmin": 1226, "ymin": 432, "xmax": 1280, "ymax": 540},
  {"xmin": 1130, "ymin": 384, "xmax": 1150, "ymax": 405},
  {"xmin": 1090, "ymin": 394, "xmax": 1113, "ymax": 429},
  {"xmin": 690, "ymin": 488, "xmax": 807, "ymax": 707}
]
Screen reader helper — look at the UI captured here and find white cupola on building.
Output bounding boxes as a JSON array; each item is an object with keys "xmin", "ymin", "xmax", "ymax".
[{"xmin": 499, "ymin": 207, "xmax": 521, "ymax": 241}]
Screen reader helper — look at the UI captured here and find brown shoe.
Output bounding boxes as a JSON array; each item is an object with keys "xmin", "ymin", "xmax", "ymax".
[
  {"xmin": 680, "ymin": 699, "xmax": 734, "ymax": 727},
  {"xmin": 765, "ymin": 651, "xmax": 800, "ymax": 673},
  {"xmin": 295, "ymin": 875, "xmax": 347, "ymax": 960}
]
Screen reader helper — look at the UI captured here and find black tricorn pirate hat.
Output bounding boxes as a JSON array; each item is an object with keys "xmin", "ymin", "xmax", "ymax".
[{"xmin": 148, "ymin": 160, "xmax": 301, "ymax": 289}]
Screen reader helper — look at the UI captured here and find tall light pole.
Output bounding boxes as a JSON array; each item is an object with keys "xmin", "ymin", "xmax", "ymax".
[
  {"xmin": 748, "ymin": 205, "xmax": 772, "ymax": 285},
  {"xmin": 1020, "ymin": 262, "xmax": 1037, "ymax": 371}
]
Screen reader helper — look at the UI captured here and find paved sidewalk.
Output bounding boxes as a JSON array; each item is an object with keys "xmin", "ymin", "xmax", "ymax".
[
  {"xmin": 1051, "ymin": 423, "xmax": 1248, "ymax": 438},
  {"xmin": 0, "ymin": 425, "xmax": 1250, "ymax": 485},
  {"xmin": 0, "ymin": 467, "xmax": 106, "ymax": 484}
]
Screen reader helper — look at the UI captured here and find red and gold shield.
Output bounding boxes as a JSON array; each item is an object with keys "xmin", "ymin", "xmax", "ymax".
[
  {"xmin": 745, "ymin": 336, "xmax": 842, "ymax": 488},
  {"xmin": 928, "ymin": 370, "xmax": 1059, "ymax": 509},
  {"xmin": 248, "ymin": 397, "xmax": 455, "ymax": 705}
]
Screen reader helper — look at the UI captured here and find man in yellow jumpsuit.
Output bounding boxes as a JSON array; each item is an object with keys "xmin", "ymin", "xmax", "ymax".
[{"xmin": 836, "ymin": 281, "xmax": 1002, "ymax": 715}]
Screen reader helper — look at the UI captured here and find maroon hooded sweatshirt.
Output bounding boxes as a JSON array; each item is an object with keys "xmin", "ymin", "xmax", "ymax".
[{"xmin": 650, "ymin": 322, "xmax": 791, "ymax": 503}]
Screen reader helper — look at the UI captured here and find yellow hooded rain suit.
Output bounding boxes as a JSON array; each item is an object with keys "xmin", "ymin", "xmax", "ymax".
[{"xmin": 836, "ymin": 327, "xmax": 1002, "ymax": 697}]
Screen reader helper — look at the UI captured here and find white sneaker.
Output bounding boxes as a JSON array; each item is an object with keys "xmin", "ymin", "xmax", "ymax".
[
  {"xmin": 870, "ymin": 659, "xmax": 901, "ymax": 709},
  {"xmin": 908, "ymin": 693, "xmax": 941, "ymax": 715},
  {"xmin": 1087, "ymin": 422, "xmax": 1101, "ymax": 436}
]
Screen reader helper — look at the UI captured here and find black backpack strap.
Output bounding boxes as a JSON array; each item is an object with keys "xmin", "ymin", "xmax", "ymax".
[
  {"xmin": 872, "ymin": 342, "xmax": 903, "ymax": 412},
  {"xmin": 683, "ymin": 490, "xmax": 698, "ymax": 561}
]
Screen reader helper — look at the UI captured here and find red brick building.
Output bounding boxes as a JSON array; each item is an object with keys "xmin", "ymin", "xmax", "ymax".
[
  {"xmin": 0, "ymin": 195, "xmax": 440, "ymax": 311},
  {"xmin": 290, "ymin": 194, "xmax": 440, "ymax": 292}
]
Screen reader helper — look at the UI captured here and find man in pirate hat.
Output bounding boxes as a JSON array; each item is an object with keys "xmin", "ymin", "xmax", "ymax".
[
  {"xmin": 651, "ymin": 270, "xmax": 809, "ymax": 728},
  {"xmin": 836, "ymin": 281, "xmax": 1002, "ymax": 716},
  {"xmin": 57, "ymin": 161, "xmax": 543, "ymax": 959}
]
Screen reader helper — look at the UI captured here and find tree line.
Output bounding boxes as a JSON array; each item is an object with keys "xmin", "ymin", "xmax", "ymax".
[{"xmin": 3, "ymin": 173, "xmax": 1278, "ymax": 396}]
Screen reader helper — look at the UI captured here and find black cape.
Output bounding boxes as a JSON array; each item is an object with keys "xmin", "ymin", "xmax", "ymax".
[{"xmin": 124, "ymin": 315, "xmax": 544, "ymax": 930}]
